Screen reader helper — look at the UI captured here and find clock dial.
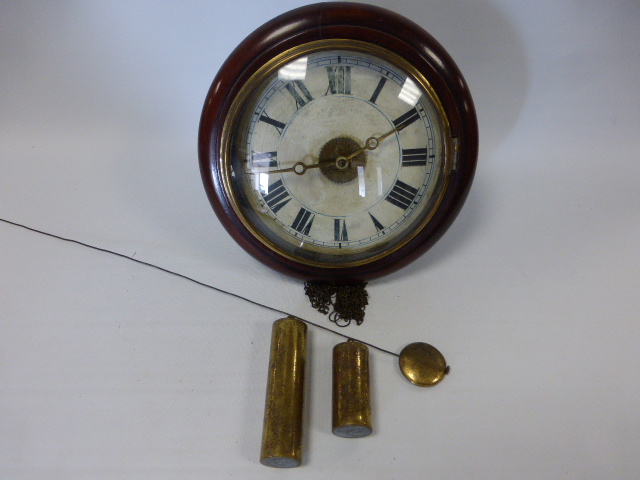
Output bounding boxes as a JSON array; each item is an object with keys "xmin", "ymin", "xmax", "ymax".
[
  {"xmin": 200, "ymin": 3, "xmax": 478, "ymax": 280},
  {"xmin": 223, "ymin": 42, "xmax": 452, "ymax": 268}
]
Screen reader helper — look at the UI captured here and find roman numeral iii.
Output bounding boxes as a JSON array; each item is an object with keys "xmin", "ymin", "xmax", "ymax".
[{"xmin": 401, "ymin": 148, "xmax": 432, "ymax": 167}]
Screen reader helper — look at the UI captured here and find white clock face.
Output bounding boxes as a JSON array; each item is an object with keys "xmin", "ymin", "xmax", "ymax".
[{"xmin": 225, "ymin": 43, "xmax": 452, "ymax": 267}]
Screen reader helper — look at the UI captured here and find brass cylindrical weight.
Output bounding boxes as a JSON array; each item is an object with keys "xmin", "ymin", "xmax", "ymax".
[
  {"xmin": 260, "ymin": 317, "xmax": 308, "ymax": 468},
  {"xmin": 332, "ymin": 340, "xmax": 372, "ymax": 438}
]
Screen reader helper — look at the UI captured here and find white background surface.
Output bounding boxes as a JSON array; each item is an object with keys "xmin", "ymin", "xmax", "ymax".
[{"xmin": 1, "ymin": 1, "xmax": 639, "ymax": 478}]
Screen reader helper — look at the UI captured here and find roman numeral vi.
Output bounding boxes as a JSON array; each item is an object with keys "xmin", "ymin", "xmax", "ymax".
[{"xmin": 334, "ymin": 219, "xmax": 348, "ymax": 241}]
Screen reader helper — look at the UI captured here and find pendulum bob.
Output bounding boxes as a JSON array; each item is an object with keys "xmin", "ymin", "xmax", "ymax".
[
  {"xmin": 399, "ymin": 342, "xmax": 449, "ymax": 387},
  {"xmin": 332, "ymin": 340, "xmax": 372, "ymax": 438},
  {"xmin": 260, "ymin": 317, "xmax": 308, "ymax": 467}
]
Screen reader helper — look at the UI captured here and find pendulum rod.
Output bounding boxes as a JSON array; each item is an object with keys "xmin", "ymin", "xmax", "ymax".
[{"xmin": 0, "ymin": 218, "xmax": 398, "ymax": 358}]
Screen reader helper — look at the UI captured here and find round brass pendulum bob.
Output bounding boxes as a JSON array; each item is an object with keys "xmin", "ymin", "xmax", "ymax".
[
  {"xmin": 332, "ymin": 340, "xmax": 372, "ymax": 438},
  {"xmin": 260, "ymin": 317, "xmax": 308, "ymax": 468},
  {"xmin": 399, "ymin": 342, "xmax": 449, "ymax": 387}
]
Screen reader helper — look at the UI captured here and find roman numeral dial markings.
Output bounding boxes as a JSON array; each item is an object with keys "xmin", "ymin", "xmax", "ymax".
[
  {"xmin": 393, "ymin": 108, "xmax": 421, "ymax": 130},
  {"xmin": 291, "ymin": 208, "xmax": 315, "ymax": 235},
  {"xmin": 334, "ymin": 219, "xmax": 348, "ymax": 241},
  {"xmin": 402, "ymin": 148, "xmax": 433, "ymax": 167},
  {"xmin": 369, "ymin": 213, "xmax": 385, "ymax": 232},
  {"xmin": 251, "ymin": 151, "xmax": 277, "ymax": 168},
  {"xmin": 259, "ymin": 112, "xmax": 286, "ymax": 134},
  {"xmin": 240, "ymin": 53, "xmax": 444, "ymax": 252},
  {"xmin": 326, "ymin": 66, "xmax": 351, "ymax": 95},
  {"xmin": 369, "ymin": 77, "xmax": 387, "ymax": 104},
  {"xmin": 262, "ymin": 179, "xmax": 291, "ymax": 214},
  {"xmin": 284, "ymin": 80, "xmax": 313, "ymax": 108},
  {"xmin": 386, "ymin": 180, "xmax": 419, "ymax": 210}
]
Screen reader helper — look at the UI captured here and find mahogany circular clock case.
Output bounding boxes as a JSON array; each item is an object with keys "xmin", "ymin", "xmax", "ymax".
[{"xmin": 199, "ymin": 2, "xmax": 478, "ymax": 281}]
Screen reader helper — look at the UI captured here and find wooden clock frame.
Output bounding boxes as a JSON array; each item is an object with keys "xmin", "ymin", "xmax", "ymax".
[{"xmin": 198, "ymin": 2, "xmax": 478, "ymax": 281}]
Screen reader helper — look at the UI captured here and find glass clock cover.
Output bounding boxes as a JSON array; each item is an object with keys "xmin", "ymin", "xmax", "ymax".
[
  {"xmin": 225, "ymin": 43, "xmax": 451, "ymax": 268},
  {"xmin": 199, "ymin": 3, "xmax": 477, "ymax": 281}
]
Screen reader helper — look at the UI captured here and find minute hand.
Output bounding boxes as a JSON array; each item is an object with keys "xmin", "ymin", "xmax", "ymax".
[{"xmin": 341, "ymin": 123, "xmax": 408, "ymax": 162}]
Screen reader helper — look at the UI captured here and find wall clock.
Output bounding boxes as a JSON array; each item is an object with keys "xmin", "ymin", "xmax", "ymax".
[{"xmin": 198, "ymin": 2, "xmax": 477, "ymax": 287}]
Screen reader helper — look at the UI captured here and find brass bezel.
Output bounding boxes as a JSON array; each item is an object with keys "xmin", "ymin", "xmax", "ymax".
[{"xmin": 219, "ymin": 39, "xmax": 453, "ymax": 269}]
